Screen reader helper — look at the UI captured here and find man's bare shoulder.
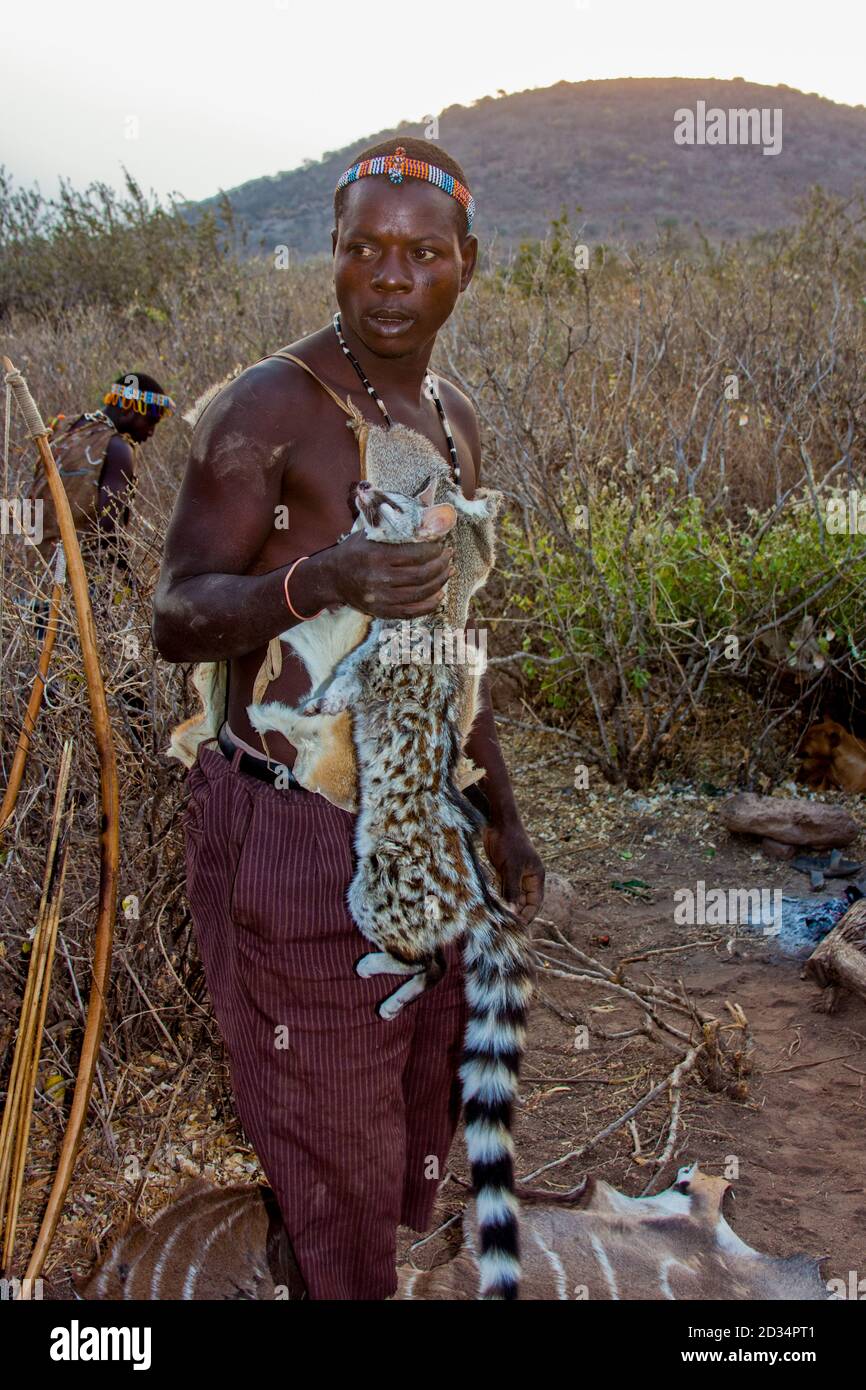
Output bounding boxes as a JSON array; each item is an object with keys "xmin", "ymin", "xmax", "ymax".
[
  {"xmin": 190, "ymin": 329, "xmax": 334, "ymax": 466},
  {"xmin": 103, "ymin": 432, "xmax": 135, "ymax": 469}
]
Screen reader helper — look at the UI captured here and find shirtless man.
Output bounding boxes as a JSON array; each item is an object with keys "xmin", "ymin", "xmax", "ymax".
[{"xmin": 152, "ymin": 136, "xmax": 544, "ymax": 1300}]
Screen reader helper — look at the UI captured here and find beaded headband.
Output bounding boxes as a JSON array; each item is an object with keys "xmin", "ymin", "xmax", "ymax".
[
  {"xmin": 103, "ymin": 383, "xmax": 176, "ymax": 417},
  {"xmin": 335, "ymin": 145, "xmax": 475, "ymax": 232}
]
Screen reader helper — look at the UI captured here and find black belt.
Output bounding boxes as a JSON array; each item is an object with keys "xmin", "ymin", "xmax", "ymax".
[{"xmin": 217, "ymin": 723, "xmax": 303, "ymax": 790}]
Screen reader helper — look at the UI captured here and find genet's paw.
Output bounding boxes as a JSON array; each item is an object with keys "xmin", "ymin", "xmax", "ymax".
[
  {"xmin": 246, "ymin": 702, "xmax": 274, "ymax": 734},
  {"xmin": 247, "ymin": 700, "xmax": 305, "ymax": 739},
  {"xmin": 305, "ymin": 681, "xmax": 352, "ymax": 715},
  {"xmin": 319, "ymin": 692, "xmax": 348, "ymax": 715}
]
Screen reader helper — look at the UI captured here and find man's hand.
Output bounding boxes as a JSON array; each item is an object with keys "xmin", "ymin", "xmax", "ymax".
[
  {"xmin": 482, "ymin": 816, "xmax": 545, "ymax": 926},
  {"xmin": 329, "ymin": 529, "xmax": 455, "ymax": 619}
]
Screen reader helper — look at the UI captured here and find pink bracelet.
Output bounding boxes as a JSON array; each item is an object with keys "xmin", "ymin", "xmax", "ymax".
[{"xmin": 284, "ymin": 555, "xmax": 325, "ymax": 621}]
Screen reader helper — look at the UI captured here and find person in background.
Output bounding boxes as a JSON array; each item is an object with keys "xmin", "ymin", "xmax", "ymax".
[{"xmin": 27, "ymin": 370, "xmax": 175, "ymax": 577}]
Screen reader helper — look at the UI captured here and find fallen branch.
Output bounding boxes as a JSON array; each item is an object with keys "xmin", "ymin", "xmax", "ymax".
[
  {"xmin": 533, "ymin": 952, "xmax": 694, "ymax": 1044},
  {"xmin": 617, "ymin": 940, "xmax": 719, "ymax": 967},
  {"xmin": 765, "ymin": 1052, "xmax": 858, "ymax": 1074},
  {"xmin": 520, "ymin": 1043, "xmax": 704, "ymax": 1183},
  {"xmin": 524, "ymin": 935, "xmax": 752, "ymax": 1189}
]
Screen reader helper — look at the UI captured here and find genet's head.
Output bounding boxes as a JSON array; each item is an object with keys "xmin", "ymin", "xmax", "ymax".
[
  {"xmin": 351, "ymin": 475, "xmax": 457, "ymax": 543},
  {"xmin": 103, "ymin": 371, "xmax": 174, "ymax": 444},
  {"xmin": 331, "ymin": 138, "xmax": 477, "ymax": 357}
]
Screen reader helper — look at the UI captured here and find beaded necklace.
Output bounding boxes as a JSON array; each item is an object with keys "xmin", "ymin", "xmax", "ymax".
[{"xmin": 332, "ymin": 311, "xmax": 461, "ymax": 487}]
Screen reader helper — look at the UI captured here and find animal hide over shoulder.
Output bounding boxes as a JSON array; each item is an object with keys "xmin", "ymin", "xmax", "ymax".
[{"xmin": 166, "ymin": 417, "xmax": 501, "ymax": 813}]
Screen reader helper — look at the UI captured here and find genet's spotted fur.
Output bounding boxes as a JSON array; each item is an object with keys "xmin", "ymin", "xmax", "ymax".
[{"xmin": 249, "ymin": 476, "xmax": 533, "ymax": 1300}]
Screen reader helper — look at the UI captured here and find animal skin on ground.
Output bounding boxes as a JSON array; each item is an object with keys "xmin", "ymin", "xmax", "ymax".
[{"xmin": 80, "ymin": 1166, "xmax": 831, "ymax": 1302}]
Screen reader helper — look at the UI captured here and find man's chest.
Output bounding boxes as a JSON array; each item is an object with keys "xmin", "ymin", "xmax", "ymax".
[{"xmin": 250, "ymin": 400, "xmax": 474, "ymax": 573}]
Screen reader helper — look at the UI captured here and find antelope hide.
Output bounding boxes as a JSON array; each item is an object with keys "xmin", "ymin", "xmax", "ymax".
[{"xmin": 81, "ymin": 1165, "xmax": 830, "ymax": 1302}]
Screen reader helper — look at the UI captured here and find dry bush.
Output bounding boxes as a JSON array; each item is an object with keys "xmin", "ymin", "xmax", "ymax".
[{"xmin": 441, "ymin": 189, "xmax": 866, "ymax": 785}]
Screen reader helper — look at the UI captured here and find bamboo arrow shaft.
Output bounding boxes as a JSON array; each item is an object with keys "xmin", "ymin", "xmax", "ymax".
[
  {"xmin": 1, "ymin": 358, "xmax": 120, "ymax": 1281},
  {"xmin": 0, "ymin": 561, "xmax": 65, "ymax": 832},
  {"xmin": 1, "ymin": 746, "xmax": 74, "ymax": 1276}
]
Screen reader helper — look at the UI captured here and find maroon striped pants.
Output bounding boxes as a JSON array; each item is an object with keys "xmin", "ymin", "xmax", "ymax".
[{"xmin": 183, "ymin": 743, "xmax": 468, "ymax": 1300}]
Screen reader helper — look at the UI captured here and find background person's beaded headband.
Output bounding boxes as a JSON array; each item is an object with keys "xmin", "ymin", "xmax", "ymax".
[
  {"xmin": 103, "ymin": 384, "xmax": 176, "ymax": 417},
  {"xmin": 335, "ymin": 145, "xmax": 475, "ymax": 232}
]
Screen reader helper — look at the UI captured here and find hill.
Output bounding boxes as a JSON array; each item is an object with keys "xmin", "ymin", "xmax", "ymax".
[{"xmin": 198, "ymin": 76, "xmax": 866, "ymax": 255}]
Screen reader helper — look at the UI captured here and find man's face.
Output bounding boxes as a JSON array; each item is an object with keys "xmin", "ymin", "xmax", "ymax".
[
  {"xmin": 331, "ymin": 178, "xmax": 477, "ymax": 357},
  {"xmin": 117, "ymin": 409, "xmax": 159, "ymax": 444}
]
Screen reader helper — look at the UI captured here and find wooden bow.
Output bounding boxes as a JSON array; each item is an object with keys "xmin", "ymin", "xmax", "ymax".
[{"xmin": 2, "ymin": 357, "xmax": 119, "ymax": 1281}]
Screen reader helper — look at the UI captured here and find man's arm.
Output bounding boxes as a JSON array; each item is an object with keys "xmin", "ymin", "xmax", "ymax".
[
  {"xmin": 152, "ymin": 362, "xmax": 454, "ymax": 663},
  {"xmin": 464, "ymin": 674, "xmax": 520, "ymax": 826},
  {"xmin": 151, "ymin": 371, "xmax": 336, "ymax": 662},
  {"xmin": 445, "ymin": 382, "xmax": 519, "ymax": 827},
  {"xmin": 95, "ymin": 435, "xmax": 137, "ymax": 572}
]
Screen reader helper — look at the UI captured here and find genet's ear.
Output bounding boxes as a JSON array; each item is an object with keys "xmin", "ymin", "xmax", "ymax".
[
  {"xmin": 416, "ymin": 503, "xmax": 457, "ymax": 540},
  {"xmin": 415, "ymin": 476, "xmax": 437, "ymax": 507}
]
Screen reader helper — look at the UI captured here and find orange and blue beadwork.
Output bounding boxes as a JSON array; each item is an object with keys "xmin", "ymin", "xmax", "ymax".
[
  {"xmin": 102, "ymin": 386, "xmax": 176, "ymax": 417},
  {"xmin": 336, "ymin": 145, "xmax": 475, "ymax": 232}
]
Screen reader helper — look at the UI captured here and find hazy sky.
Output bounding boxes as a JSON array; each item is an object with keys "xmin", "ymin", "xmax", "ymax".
[{"xmin": 3, "ymin": 0, "xmax": 864, "ymax": 204}]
